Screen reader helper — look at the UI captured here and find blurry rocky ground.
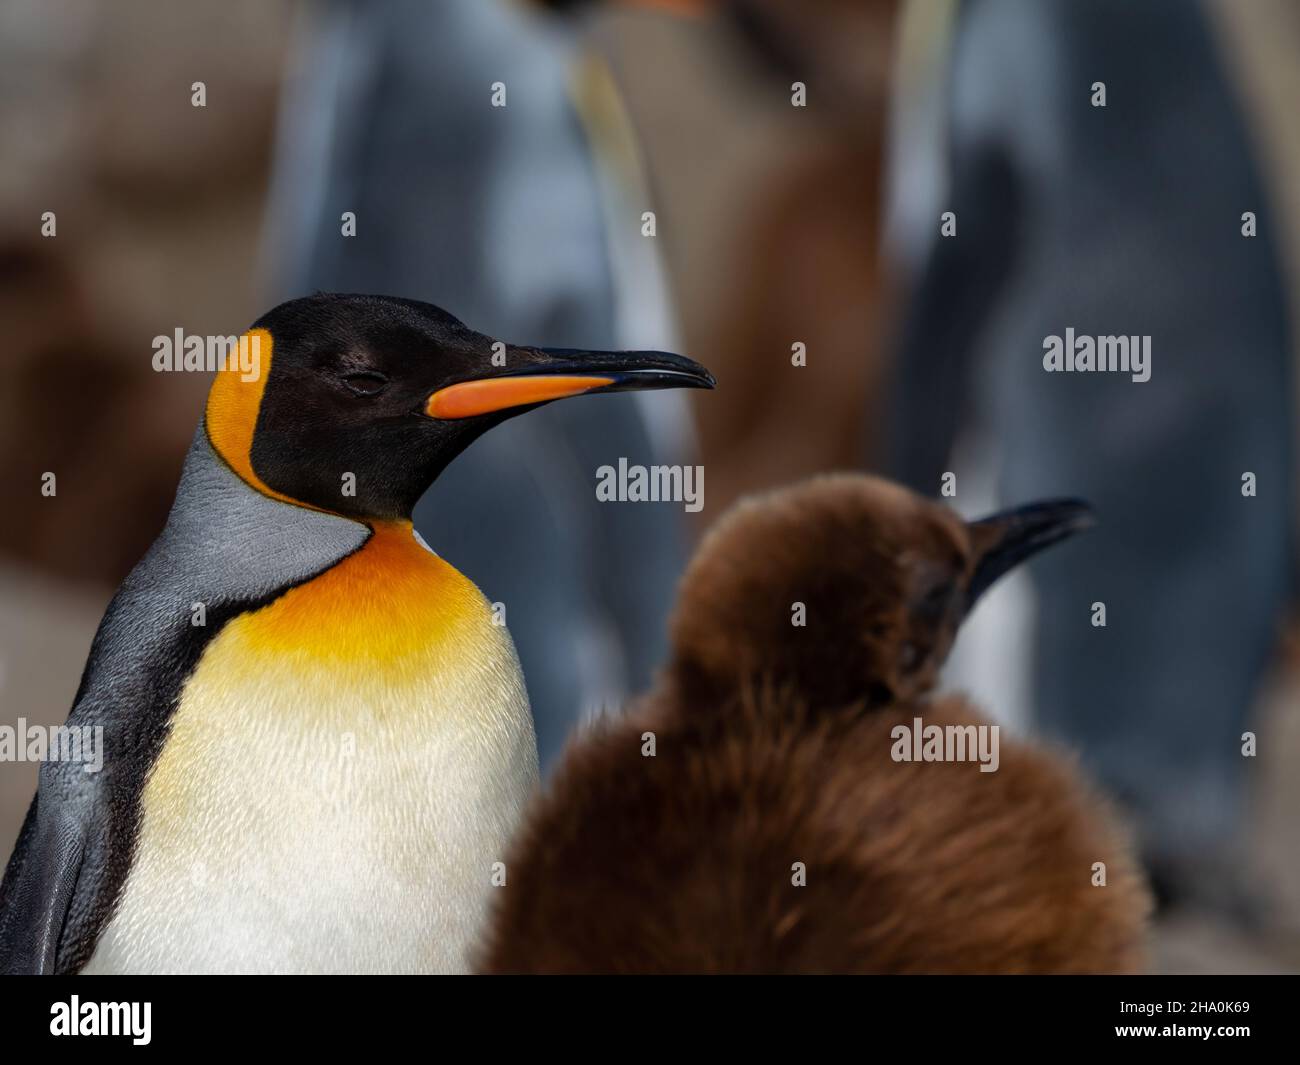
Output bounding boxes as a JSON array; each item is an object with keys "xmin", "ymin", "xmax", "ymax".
[{"xmin": 0, "ymin": 0, "xmax": 1295, "ymax": 974}]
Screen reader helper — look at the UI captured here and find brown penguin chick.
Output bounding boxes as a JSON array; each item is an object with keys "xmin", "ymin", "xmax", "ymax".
[{"xmin": 479, "ymin": 474, "xmax": 1151, "ymax": 973}]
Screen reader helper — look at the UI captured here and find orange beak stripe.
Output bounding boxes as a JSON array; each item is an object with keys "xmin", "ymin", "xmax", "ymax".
[{"xmin": 425, "ymin": 375, "xmax": 616, "ymax": 419}]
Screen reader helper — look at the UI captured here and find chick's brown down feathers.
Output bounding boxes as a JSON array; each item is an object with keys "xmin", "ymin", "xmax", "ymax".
[{"xmin": 480, "ymin": 475, "xmax": 1150, "ymax": 973}]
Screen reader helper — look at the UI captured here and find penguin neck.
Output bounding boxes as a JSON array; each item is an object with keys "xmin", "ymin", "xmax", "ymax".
[
  {"xmin": 233, "ymin": 515, "xmax": 487, "ymax": 664},
  {"xmin": 171, "ymin": 429, "xmax": 369, "ymax": 562},
  {"xmin": 173, "ymin": 430, "xmax": 484, "ymax": 629}
]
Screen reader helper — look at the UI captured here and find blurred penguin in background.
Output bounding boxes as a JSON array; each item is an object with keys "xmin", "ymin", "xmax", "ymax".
[
  {"xmin": 887, "ymin": 0, "xmax": 1296, "ymax": 930},
  {"xmin": 262, "ymin": 0, "xmax": 692, "ymax": 770},
  {"xmin": 544, "ymin": 0, "xmax": 905, "ymax": 516}
]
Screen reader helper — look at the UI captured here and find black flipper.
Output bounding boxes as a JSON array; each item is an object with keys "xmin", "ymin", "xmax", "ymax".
[{"xmin": 0, "ymin": 793, "xmax": 86, "ymax": 973}]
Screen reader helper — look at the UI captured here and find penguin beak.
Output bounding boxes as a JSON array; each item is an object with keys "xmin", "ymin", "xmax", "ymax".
[
  {"xmin": 965, "ymin": 499, "xmax": 1095, "ymax": 611},
  {"xmin": 425, "ymin": 346, "xmax": 715, "ymax": 420}
]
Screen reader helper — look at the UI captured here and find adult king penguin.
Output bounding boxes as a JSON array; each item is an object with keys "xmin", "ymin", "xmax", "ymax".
[{"xmin": 0, "ymin": 292, "xmax": 713, "ymax": 974}]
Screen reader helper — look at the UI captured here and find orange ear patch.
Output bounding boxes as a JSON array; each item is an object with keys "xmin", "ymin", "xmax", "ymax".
[
  {"xmin": 425, "ymin": 375, "xmax": 614, "ymax": 419},
  {"xmin": 204, "ymin": 327, "xmax": 301, "ymax": 505}
]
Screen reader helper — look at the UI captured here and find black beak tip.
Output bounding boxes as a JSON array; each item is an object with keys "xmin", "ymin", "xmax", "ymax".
[
  {"xmin": 637, "ymin": 350, "xmax": 715, "ymax": 391},
  {"xmin": 965, "ymin": 496, "xmax": 1098, "ymax": 611},
  {"xmin": 1052, "ymin": 498, "xmax": 1098, "ymax": 535},
  {"xmin": 531, "ymin": 345, "xmax": 715, "ymax": 391},
  {"xmin": 978, "ymin": 497, "xmax": 1098, "ymax": 539}
]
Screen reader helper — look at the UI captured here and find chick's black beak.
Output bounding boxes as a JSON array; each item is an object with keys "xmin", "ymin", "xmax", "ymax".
[
  {"xmin": 425, "ymin": 345, "xmax": 715, "ymax": 419},
  {"xmin": 965, "ymin": 499, "xmax": 1095, "ymax": 611}
]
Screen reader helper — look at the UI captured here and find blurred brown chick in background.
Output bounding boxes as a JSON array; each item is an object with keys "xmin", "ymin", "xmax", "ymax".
[
  {"xmin": 481, "ymin": 475, "xmax": 1150, "ymax": 973},
  {"xmin": 681, "ymin": 0, "xmax": 901, "ymax": 509},
  {"xmin": 553, "ymin": 0, "xmax": 902, "ymax": 515}
]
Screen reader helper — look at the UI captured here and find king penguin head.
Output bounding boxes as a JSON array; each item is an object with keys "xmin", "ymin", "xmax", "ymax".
[
  {"xmin": 204, "ymin": 292, "xmax": 714, "ymax": 520},
  {"xmin": 668, "ymin": 474, "xmax": 1094, "ymax": 711}
]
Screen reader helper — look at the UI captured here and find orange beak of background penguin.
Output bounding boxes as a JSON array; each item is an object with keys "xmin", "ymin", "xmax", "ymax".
[{"xmin": 424, "ymin": 350, "xmax": 715, "ymax": 420}]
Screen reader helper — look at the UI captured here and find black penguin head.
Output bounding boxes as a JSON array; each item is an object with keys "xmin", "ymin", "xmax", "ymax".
[
  {"xmin": 205, "ymin": 293, "xmax": 713, "ymax": 520},
  {"xmin": 668, "ymin": 473, "xmax": 1093, "ymax": 710}
]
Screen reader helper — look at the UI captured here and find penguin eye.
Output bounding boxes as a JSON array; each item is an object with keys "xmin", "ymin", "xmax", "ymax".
[{"xmin": 341, "ymin": 371, "xmax": 389, "ymax": 397}]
